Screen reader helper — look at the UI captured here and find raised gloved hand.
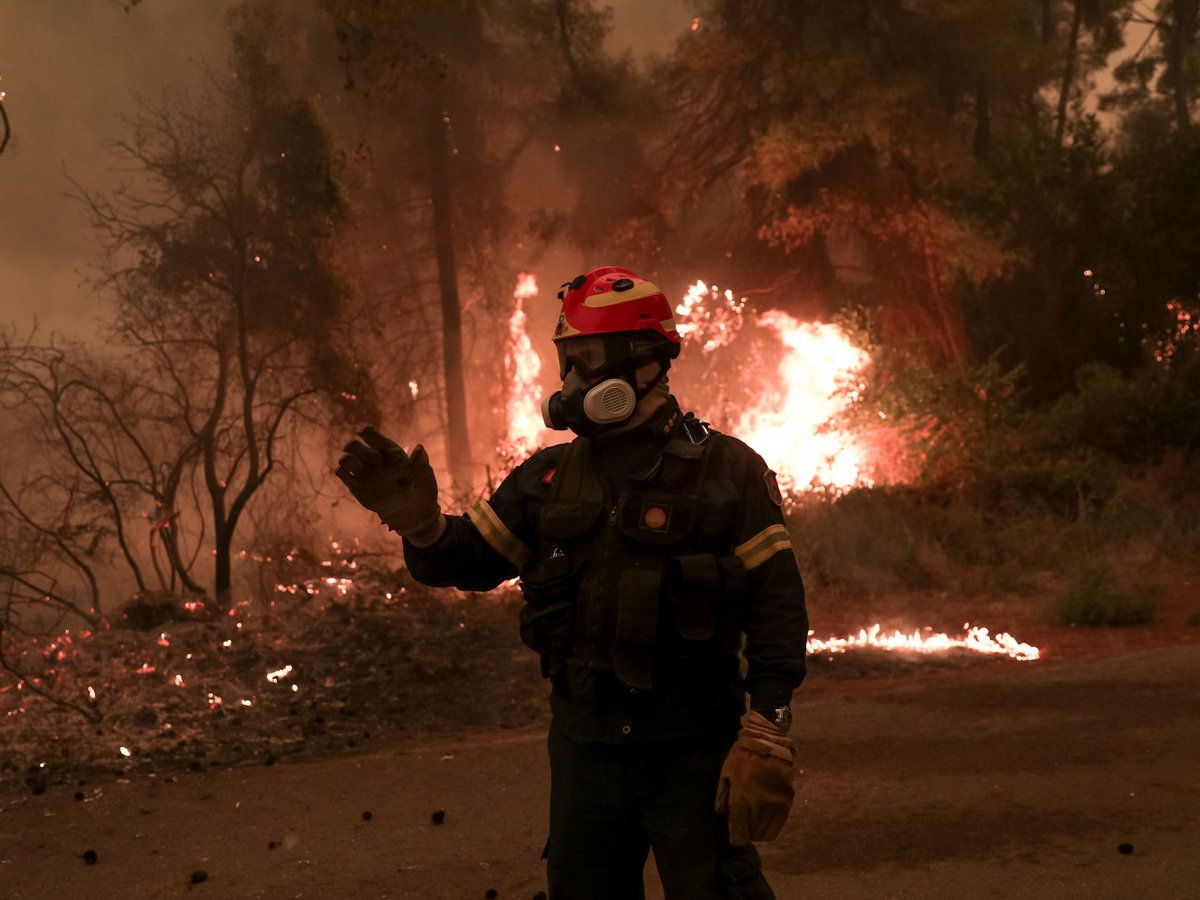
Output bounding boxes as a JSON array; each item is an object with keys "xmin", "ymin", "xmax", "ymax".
[
  {"xmin": 714, "ymin": 710, "xmax": 796, "ymax": 845},
  {"xmin": 335, "ymin": 427, "xmax": 445, "ymax": 546}
]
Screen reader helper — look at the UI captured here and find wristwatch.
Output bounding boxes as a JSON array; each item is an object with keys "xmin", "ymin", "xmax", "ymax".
[{"xmin": 755, "ymin": 705, "xmax": 792, "ymax": 730}]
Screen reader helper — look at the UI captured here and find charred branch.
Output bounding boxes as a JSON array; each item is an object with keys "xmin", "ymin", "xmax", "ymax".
[{"xmin": 0, "ymin": 100, "xmax": 10, "ymax": 157}]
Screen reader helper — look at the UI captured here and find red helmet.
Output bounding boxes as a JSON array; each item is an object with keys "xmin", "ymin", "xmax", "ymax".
[{"xmin": 553, "ymin": 266, "xmax": 682, "ymax": 346}]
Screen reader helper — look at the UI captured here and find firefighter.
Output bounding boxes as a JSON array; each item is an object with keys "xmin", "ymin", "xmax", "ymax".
[{"xmin": 336, "ymin": 266, "xmax": 808, "ymax": 900}]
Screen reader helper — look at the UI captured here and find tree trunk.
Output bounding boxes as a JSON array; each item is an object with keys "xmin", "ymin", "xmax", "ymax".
[
  {"xmin": 426, "ymin": 93, "xmax": 474, "ymax": 496},
  {"xmin": 974, "ymin": 76, "xmax": 991, "ymax": 160},
  {"xmin": 0, "ymin": 100, "xmax": 10, "ymax": 156},
  {"xmin": 213, "ymin": 522, "xmax": 232, "ymax": 611},
  {"xmin": 1168, "ymin": 0, "xmax": 1198, "ymax": 129},
  {"xmin": 922, "ymin": 235, "xmax": 966, "ymax": 366},
  {"xmin": 1055, "ymin": 1, "xmax": 1084, "ymax": 147}
]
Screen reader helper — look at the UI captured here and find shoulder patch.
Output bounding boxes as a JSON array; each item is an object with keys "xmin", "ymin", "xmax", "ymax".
[{"xmin": 764, "ymin": 469, "xmax": 783, "ymax": 507}]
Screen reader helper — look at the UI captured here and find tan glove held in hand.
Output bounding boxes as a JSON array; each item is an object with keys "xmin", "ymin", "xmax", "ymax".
[
  {"xmin": 335, "ymin": 427, "xmax": 444, "ymax": 546},
  {"xmin": 714, "ymin": 710, "xmax": 796, "ymax": 846}
]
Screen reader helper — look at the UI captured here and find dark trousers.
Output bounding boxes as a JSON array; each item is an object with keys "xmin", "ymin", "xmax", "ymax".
[{"xmin": 545, "ymin": 725, "xmax": 776, "ymax": 900}]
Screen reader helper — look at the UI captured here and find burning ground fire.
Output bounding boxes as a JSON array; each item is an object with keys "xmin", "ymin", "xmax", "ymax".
[{"xmin": 807, "ymin": 624, "xmax": 1040, "ymax": 661}]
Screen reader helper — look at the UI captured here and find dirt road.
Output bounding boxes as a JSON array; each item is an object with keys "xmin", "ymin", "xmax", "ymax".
[{"xmin": 3, "ymin": 645, "xmax": 1198, "ymax": 899}]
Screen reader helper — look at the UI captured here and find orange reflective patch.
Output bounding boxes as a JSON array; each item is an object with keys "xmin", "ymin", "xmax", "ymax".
[{"xmin": 643, "ymin": 506, "xmax": 669, "ymax": 530}]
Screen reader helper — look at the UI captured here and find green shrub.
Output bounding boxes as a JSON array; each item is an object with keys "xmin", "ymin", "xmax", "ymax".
[
  {"xmin": 1054, "ymin": 567, "xmax": 1159, "ymax": 627},
  {"xmin": 788, "ymin": 486, "xmax": 1008, "ymax": 592},
  {"xmin": 1037, "ymin": 358, "xmax": 1200, "ymax": 464},
  {"xmin": 1096, "ymin": 478, "xmax": 1177, "ymax": 546},
  {"xmin": 972, "ymin": 458, "xmax": 1122, "ymax": 519}
]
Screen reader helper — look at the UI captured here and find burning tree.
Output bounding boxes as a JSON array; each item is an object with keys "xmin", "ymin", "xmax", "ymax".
[{"xmin": 321, "ymin": 0, "xmax": 615, "ymax": 496}]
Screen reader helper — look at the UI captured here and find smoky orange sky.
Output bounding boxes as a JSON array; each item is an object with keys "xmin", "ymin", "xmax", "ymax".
[{"xmin": 0, "ymin": 0, "xmax": 691, "ymax": 339}]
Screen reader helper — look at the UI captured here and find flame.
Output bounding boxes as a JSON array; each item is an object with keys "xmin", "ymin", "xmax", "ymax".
[
  {"xmin": 807, "ymin": 624, "xmax": 1040, "ymax": 661},
  {"xmin": 675, "ymin": 280, "xmax": 872, "ymax": 492},
  {"xmin": 734, "ymin": 309, "xmax": 870, "ymax": 491},
  {"xmin": 497, "ymin": 275, "xmax": 873, "ymax": 492},
  {"xmin": 503, "ymin": 273, "xmax": 562, "ymax": 456}
]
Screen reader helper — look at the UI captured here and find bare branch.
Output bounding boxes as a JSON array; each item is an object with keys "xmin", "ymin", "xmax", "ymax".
[{"xmin": 0, "ymin": 99, "xmax": 10, "ymax": 157}]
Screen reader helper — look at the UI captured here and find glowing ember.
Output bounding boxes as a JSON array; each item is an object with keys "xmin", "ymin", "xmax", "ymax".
[
  {"xmin": 675, "ymin": 280, "xmax": 746, "ymax": 352},
  {"xmin": 323, "ymin": 576, "xmax": 354, "ymax": 596},
  {"xmin": 265, "ymin": 665, "xmax": 294, "ymax": 683},
  {"xmin": 119, "ymin": 746, "xmax": 132, "ymax": 757},
  {"xmin": 1155, "ymin": 299, "xmax": 1199, "ymax": 364},
  {"xmin": 807, "ymin": 624, "xmax": 1040, "ymax": 661}
]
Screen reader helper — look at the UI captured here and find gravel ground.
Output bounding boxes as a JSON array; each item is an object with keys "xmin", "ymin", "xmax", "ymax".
[{"xmin": 2, "ymin": 640, "xmax": 1198, "ymax": 900}]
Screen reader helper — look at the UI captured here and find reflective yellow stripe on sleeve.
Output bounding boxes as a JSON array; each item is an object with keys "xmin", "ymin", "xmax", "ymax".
[
  {"xmin": 734, "ymin": 523, "xmax": 793, "ymax": 571},
  {"xmin": 465, "ymin": 500, "xmax": 532, "ymax": 571}
]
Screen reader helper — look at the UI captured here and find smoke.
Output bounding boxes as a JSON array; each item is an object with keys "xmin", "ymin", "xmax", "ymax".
[
  {"xmin": 0, "ymin": 0, "xmax": 237, "ymax": 335},
  {"xmin": 0, "ymin": 0, "xmax": 692, "ymax": 340}
]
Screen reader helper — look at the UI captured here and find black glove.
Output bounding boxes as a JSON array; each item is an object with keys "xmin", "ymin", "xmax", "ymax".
[{"xmin": 335, "ymin": 427, "xmax": 444, "ymax": 545}]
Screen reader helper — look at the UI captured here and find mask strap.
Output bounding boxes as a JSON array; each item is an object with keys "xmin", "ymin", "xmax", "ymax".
[{"xmin": 626, "ymin": 357, "xmax": 668, "ymax": 403}]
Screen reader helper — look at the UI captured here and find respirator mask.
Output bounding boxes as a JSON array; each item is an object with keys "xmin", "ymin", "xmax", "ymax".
[{"xmin": 541, "ymin": 336, "xmax": 669, "ymax": 437}]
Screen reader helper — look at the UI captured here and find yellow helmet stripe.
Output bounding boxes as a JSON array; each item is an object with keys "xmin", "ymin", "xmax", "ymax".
[
  {"xmin": 734, "ymin": 523, "xmax": 793, "ymax": 571},
  {"xmin": 582, "ymin": 280, "xmax": 663, "ymax": 308},
  {"xmin": 465, "ymin": 500, "xmax": 532, "ymax": 571}
]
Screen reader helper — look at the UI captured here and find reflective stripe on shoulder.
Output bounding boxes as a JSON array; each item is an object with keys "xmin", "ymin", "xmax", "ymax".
[
  {"xmin": 465, "ymin": 500, "xmax": 532, "ymax": 571},
  {"xmin": 734, "ymin": 523, "xmax": 793, "ymax": 571}
]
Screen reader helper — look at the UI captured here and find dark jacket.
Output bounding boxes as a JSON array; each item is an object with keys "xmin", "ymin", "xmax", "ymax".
[{"xmin": 403, "ymin": 399, "xmax": 808, "ymax": 743}]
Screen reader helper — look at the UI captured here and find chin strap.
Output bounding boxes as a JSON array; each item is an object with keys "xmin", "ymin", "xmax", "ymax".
[{"xmin": 629, "ymin": 359, "xmax": 669, "ymax": 404}]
